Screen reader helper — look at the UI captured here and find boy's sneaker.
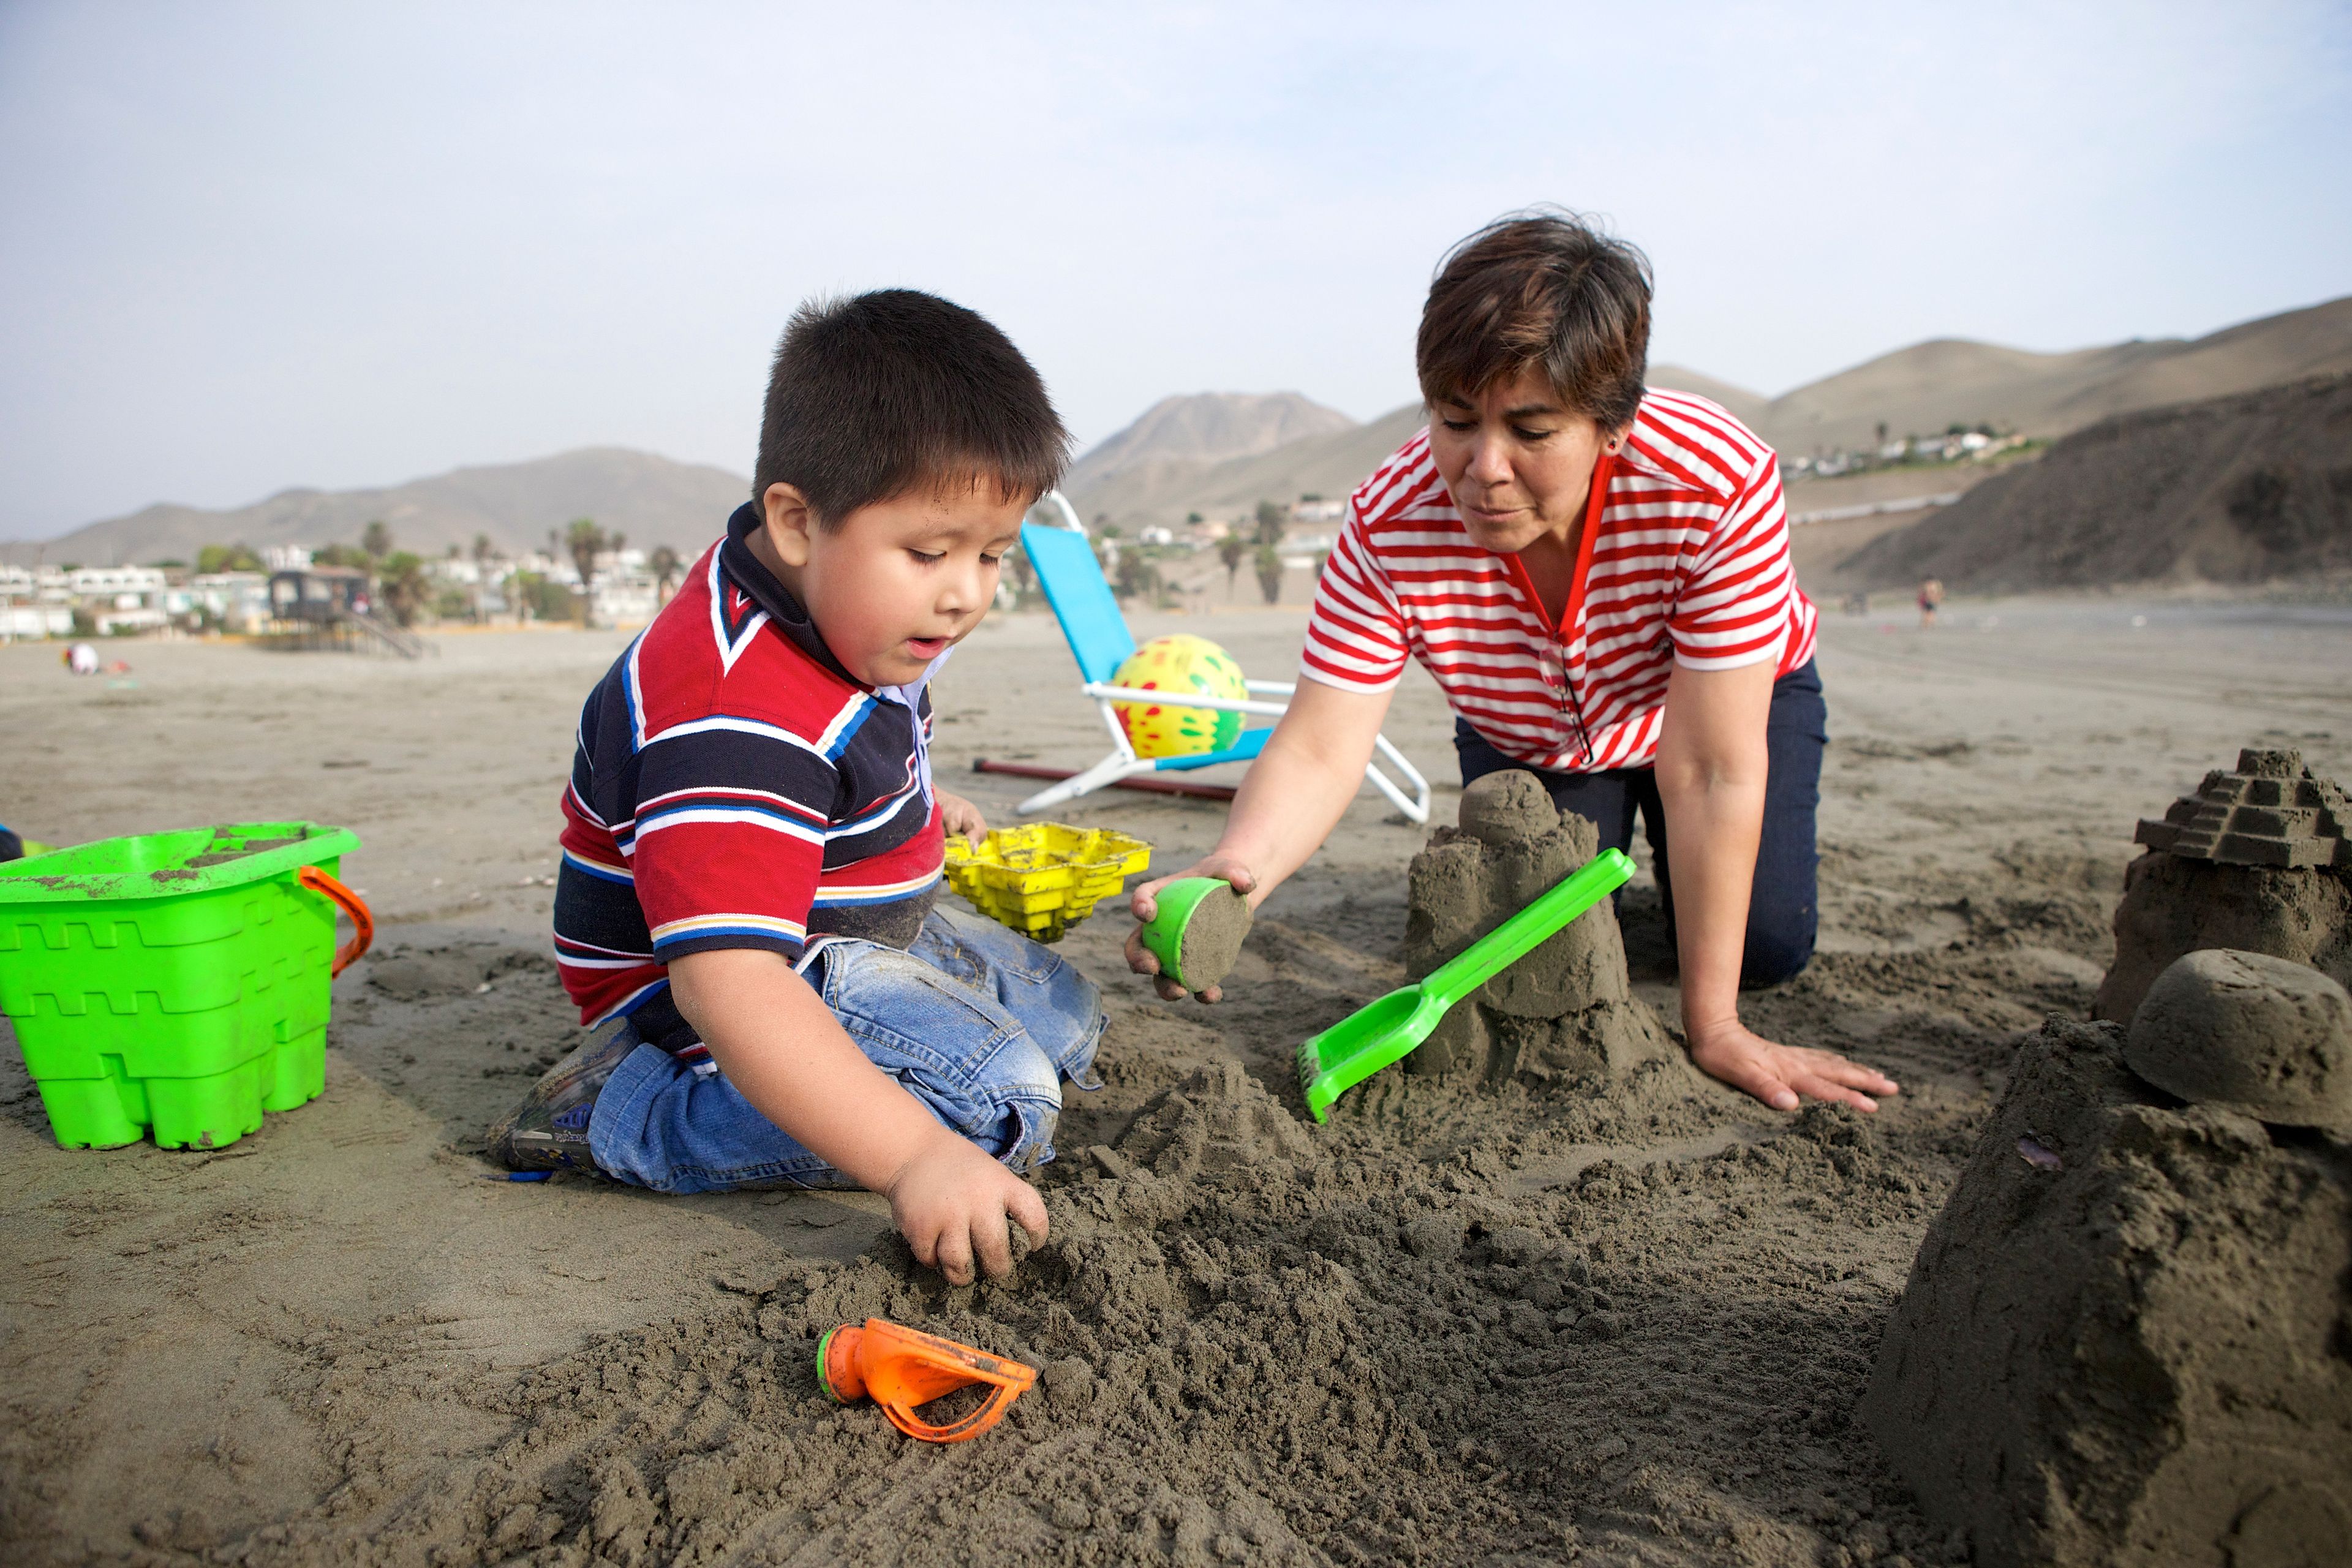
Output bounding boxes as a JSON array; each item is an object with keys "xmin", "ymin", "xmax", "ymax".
[{"xmin": 484, "ymin": 1026, "xmax": 636, "ymax": 1174}]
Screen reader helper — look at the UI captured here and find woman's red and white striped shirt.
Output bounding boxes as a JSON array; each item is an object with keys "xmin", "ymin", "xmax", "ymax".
[{"xmin": 1301, "ymin": 390, "xmax": 1817, "ymax": 774}]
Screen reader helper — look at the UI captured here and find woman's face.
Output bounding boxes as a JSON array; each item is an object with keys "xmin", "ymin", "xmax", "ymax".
[{"xmin": 1428, "ymin": 368, "xmax": 1617, "ymax": 554}]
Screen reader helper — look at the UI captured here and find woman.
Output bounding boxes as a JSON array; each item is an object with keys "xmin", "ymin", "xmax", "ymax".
[{"xmin": 1126, "ymin": 211, "xmax": 1896, "ymax": 1114}]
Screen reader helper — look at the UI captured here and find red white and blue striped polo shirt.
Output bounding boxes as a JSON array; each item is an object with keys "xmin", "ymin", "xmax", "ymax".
[
  {"xmin": 553, "ymin": 503, "xmax": 943, "ymax": 1061},
  {"xmin": 1302, "ymin": 390, "xmax": 1817, "ymax": 773}
]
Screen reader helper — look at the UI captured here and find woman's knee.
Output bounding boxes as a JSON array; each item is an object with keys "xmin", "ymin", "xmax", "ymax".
[{"xmin": 1740, "ymin": 920, "xmax": 1816, "ymax": 989}]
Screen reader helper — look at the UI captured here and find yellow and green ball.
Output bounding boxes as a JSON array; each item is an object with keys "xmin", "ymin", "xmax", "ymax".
[{"xmin": 1110, "ymin": 635, "xmax": 1248, "ymax": 759}]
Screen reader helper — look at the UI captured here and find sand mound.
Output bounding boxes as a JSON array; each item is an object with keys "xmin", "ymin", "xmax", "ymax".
[
  {"xmin": 1861, "ymin": 1016, "xmax": 2352, "ymax": 1567},
  {"xmin": 219, "ymin": 1039, "xmax": 1962, "ymax": 1567},
  {"xmin": 1841, "ymin": 372, "xmax": 2352, "ymax": 592}
]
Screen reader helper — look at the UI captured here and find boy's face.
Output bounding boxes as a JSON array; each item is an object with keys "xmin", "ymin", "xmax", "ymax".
[{"xmin": 756, "ymin": 477, "xmax": 1027, "ymax": 688}]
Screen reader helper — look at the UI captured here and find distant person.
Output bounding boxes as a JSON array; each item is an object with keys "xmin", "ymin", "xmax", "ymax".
[
  {"xmin": 1127, "ymin": 210, "xmax": 1898, "ymax": 1115},
  {"xmin": 1918, "ymin": 578, "xmax": 1943, "ymax": 628},
  {"xmin": 62, "ymin": 642, "xmax": 99, "ymax": 675},
  {"xmin": 485, "ymin": 290, "xmax": 1098, "ymax": 1287}
]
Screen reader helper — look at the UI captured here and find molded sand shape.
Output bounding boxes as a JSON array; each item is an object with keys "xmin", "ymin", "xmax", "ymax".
[
  {"xmin": 2135, "ymin": 747, "xmax": 2350, "ymax": 869},
  {"xmin": 1137, "ymin": 876, "xmax": 1253, "ymax": 992},
  {"xmin": 2126, "ymin": 948, "xmax": 2352, "ymax": 1133}
]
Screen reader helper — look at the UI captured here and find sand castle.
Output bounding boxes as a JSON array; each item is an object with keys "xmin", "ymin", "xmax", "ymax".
[
  {"xmin": 1398, "ymin": 771, "xmax": 1672, "ymax": 1082},
  {"xmin": 1865, "ymin": 750, "xmax": 2352, "ymax": 1567},
  {"xmin": 2098, "ymin": 748, "xmax": 2352, "ymax": 1021}
]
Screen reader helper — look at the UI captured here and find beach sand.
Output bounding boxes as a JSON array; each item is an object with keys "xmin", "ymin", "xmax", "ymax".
[{"xmin": 2, "ymin": 598, "xmax": 2347, "ymax": 1565}]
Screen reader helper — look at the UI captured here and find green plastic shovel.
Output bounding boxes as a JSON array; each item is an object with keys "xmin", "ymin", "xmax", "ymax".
[{"xmin": 1294, "ymin": 848, "xmax": 1635, "ymax": 1123}]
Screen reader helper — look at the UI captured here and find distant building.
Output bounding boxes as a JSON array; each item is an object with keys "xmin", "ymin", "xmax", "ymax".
[
  {"xmin": 67, "ymin": 565, "xmax": 169, "ymax": 634},
  {"xmin": 0, "ymin": 565, "xmax": 72, "ymax": 639},
  {"xmin": 185, "ymin": 571, "xmax": 273, "ymax": 632}
]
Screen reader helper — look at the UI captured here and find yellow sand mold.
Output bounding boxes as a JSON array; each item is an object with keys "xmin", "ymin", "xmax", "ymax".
[{"xmin": 942, "ymin": 823, "xmax": 1152, "ymax": 941}]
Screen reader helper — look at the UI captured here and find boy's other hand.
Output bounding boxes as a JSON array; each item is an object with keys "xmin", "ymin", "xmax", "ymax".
[
  {"xmin": 939, "ymin": 790, "xmax": 987, "ymax": 845},
  {"xmin": 1125, "ymin": 854, "xmax": 1256, "ymax": 1003},
  {"xmin": 884, "ymin": 1126, "xmax": 1047, "ymax": 1285}
]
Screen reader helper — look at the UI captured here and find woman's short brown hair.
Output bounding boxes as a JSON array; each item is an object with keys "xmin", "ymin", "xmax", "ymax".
[{"xmin": 1416, "ymin": 209, "xmax": 1653, "ymax": 432}]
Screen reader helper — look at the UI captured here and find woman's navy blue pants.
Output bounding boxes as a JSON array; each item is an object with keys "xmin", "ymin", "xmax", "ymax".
[{"xmin": 1452, "ymin": 660, "xmax": 1825, "ymax": 989}]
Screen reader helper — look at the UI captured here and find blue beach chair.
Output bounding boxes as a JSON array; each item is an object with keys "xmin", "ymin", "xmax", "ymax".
[{"xmin": 1014, "ymin": 493, "xmax": 1431, "ymax": 824}]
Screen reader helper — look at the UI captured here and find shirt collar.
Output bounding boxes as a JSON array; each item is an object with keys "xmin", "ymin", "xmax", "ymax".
[{"xmin": 718, "ymin": 501, "xmax": 865, "ymax": 688}]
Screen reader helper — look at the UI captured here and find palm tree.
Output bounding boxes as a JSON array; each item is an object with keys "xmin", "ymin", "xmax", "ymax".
[
  {"xmin": 377, "ymin": 552, "xmax": 429, "ymax": 627},
  {"xmin": 1254, "ymin": 543, "xmax": 1284, "ymax": 605},
  {"xmin": 470, "ymin": 533, "xmax": 497, "ymax": 622},
  {"xmin": 648, "ymin": 545, "xmax": 682, "ymax": 607},
  {"xmin": 1217, "ymin": 533, "xmax": 1247, "ymax": 596},
  {"xmin": 564, "ymin": 518, "xmax": 608, "ymax": 626},
  {"xmin": 1253, "ymin": 499, "xmax": 1287, "ymax": 548}
]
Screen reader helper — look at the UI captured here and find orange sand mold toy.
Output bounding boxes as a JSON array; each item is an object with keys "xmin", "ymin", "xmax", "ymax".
[{"xmin": 816, "ymin": 1318, "xmax": 1038, "ymax": 1443}]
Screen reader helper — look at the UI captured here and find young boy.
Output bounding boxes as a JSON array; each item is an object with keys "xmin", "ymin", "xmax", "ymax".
[{"xmin": 487, "ymin": 289, "xmax": 1101, "ymax": 1286}]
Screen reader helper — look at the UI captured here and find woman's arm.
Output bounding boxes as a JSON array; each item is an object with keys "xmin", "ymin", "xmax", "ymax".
[
  {"xmin": 1654, "ymin": 661, "xmax": 1897, "ymax": 1112},
  {"xmin": 1124, "ymin": 676, "xmax": 1393, "ymax": 1000}
]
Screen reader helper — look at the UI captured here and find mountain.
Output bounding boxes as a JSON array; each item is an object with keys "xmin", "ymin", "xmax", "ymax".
[
  {"xmin": 1066, "ymin": 404, "xmax": 1429, "ymax": 529},
  {"xmin": 1838, "ymin": 372, "xmax": 2352, "ymax": 592},
  {"xmin": 2, "ymin": 447, "xmax": 750, "ymax": 567},
  {"xmin": 1063, "ymin": 393, "xmax": 1357, "ymax": 497},
  {"xmin": 1063, "ymin": 372, "xmax": 1764, "ymax": 529},
  {"xmin": 1754, "ymin": 296, "xmax": 2352, "ymax": 456}
]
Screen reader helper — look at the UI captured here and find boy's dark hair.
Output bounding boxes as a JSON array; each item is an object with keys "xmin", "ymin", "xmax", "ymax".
[
  {"xmin": 755, "ymin": 289, "xmax": 1068, "ymax": 527},
  {"xmin": 1416, "ymin": 209, "xmax": 1653, "ymax": 432}
]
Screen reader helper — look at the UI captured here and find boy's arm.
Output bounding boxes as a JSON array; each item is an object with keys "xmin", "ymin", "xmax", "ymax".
[{"xmin": 666, "ymin": 947, "xmax": 1047, "ymax": 1284}]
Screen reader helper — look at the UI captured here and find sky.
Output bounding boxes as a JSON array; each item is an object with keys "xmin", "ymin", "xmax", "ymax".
[{"xmin": 2, "ymin": 1, "xmax": 2348, "ymax": 541}]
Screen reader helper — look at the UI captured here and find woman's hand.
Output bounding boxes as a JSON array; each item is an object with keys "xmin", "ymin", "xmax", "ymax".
[
  {"xmin": 1686, "ymin": 1018, "xmax": 1898, "ymax": 1113},
  {"xmin": 1124, "ymin": 855, "xmax": 1258, "ymax": 1002},
  {"xmin": 938, "ymin": 790, "xmax": 987, "ymax": 845}
]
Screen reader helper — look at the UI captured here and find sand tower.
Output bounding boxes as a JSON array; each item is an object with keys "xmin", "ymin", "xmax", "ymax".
[
  {"xmin": 1866, "ymin": 945, "xmax": 2352, "ymax": 1566},
  {"xmin": 2097, "ymin": 748, "xmax": 2352, "ymax": 1021},
  {"xmin": 1398, "ymin": 771, "xmax": 1673, "ymax": 1082}
]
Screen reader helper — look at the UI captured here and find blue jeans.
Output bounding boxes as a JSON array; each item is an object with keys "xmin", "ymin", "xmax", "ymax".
[
  {"xmin": 586, "ymin": 906, "xmax": 1105, "ymax": 1194},
  {"xmin": 1452, "ymin": 659, "xmax": 1826, "ymax": 988}
]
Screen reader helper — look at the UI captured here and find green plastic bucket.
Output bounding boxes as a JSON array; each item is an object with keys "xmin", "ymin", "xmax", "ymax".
[{"xmin": 0, "ymin": 822, "xmax": 372, "ymax": 1150}]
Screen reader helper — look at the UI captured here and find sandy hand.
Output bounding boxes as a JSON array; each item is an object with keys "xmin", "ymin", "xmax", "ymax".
[
  {"xmin": 938, "ymin": 790, "xmax": 987, "ymax": 845},
  {"xmin": 1125, "ymin": 854, "xmax": 1257, "ymax": 1003},
  {"xmin": 883, "ymin": 1128, "xmax": 1047, "ymax": 1286},
  {"xmin": 1688, "ymin": 1022, "xmax": 1899, "ymax": 1113}
]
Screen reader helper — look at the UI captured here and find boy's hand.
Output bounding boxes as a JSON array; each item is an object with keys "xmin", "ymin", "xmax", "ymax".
[
  {"xmin": 884, "ymin": 1125, "xmax": 1049, "ymax": 1285},
  {"xmin": 939, "ymin": 791, "xmax": 987, "ymax": 845},
  {"xmin": 1125, "ymin": 854, "xmax": 1257, "ymax": 1003}
]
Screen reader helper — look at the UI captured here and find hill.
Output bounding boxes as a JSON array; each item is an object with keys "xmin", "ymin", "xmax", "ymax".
[
  {"xmin": 1064, "ymin": 392, "xmax": 1355, "ymax": 499},
  {"xmin": 2, "ymin": 447, "xmax": 750, "ymax": 567},
  {"xmin": 1648, "ymin": 365, "xmax": 1770, "ymax": 429},
  {"xmin": 1066, "ymin": 404, "xmax": 1430, "ymax": 529},
  {"xmin": 1756, "ymin": 296, "xmax": 2352, "ymax": 456},
  {"xmin": 1838, "ymin": 372, "xmax": 2352, "ymax": 593}
]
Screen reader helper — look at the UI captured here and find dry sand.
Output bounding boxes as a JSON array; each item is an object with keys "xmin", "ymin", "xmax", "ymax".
[{"xmin": 3, "ymin": 597, "xmax": 2349, "ymax": 1566}]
